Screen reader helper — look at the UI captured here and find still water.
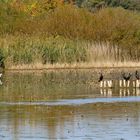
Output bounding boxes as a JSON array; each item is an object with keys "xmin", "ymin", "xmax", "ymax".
[{"xmin": 0, "ymin": 69, "xmax": 140, "ymax": 140}]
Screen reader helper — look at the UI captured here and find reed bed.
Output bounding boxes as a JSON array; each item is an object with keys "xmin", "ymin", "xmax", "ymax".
[{"xmin": 0, "ymin": 35, "xmax": 139, "ymax": 69}]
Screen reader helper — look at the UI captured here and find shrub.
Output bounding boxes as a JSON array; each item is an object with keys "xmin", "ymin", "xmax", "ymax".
[{"xmin": 42, "ymin": 38, "xmax": 88, "ymax": 64}]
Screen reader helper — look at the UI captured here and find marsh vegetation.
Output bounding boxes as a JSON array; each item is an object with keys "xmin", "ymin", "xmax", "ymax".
[{"xmin": 0, "ymin": 0, "xmax": 140, "ymax": 68}]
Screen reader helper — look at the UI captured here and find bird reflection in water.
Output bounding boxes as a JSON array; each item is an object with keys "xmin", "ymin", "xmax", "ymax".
[
  {"xmin": 100, "ymin": 88, "xmax": 112, "ymax": 97},
  {"xmin": 0, "ymin": 73, "xmax": 3, "ymax": 86},
  {"xmin": 0, "ymin": 79, "xmax": 3, "ymax": 85},
  {"xmin": 100, "ymin": 88, "xmax": 140, "ymax": 97}
]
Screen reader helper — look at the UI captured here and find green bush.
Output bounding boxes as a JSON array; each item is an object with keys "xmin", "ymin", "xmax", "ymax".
[
  {"xmin": 42, "ymin": 44, "xmax": 61, "ymax": 64},
  {"xmin": 80, "ymin": 0, "xmax": 140, "ymax": 11},
  {"xmin": 42, "ymin": 39, "xmax": 88, "ymax": 64},
  {"xmin": 8, "ymin": 40, "xmax": 33, "ymax": 65}
]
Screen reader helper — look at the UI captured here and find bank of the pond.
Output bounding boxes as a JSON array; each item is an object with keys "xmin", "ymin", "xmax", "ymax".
[{"xmin": 6, "ymin": 62, "xmax": 140, "ymax": 70}]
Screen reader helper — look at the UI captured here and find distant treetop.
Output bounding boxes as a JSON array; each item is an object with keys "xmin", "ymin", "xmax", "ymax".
[{"xmin": 67, "ymin": 0, "xmax": 140, "ymax": 11}]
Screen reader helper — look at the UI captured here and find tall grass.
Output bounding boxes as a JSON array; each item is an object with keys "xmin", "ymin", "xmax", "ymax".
[
  {"xmin": 0, "ymin": 35, "xmax": 139, "ymax": 69},
  {"xmin": 0, "ymin": 36, "xmax": 88, "ymax": 67}
]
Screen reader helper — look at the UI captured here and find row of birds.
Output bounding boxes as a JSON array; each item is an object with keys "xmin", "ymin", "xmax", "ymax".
[{"xmin": 98, "ymin": 70, "xmax": 139, "ymax": 82}]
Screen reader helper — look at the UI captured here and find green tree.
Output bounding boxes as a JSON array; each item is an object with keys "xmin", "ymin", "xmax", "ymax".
[
  {"xmin": 79, "ymin": 0, "xmax": 140, "ymax": 11},
  {"xmin": 81, "ymin": 0, "xmax": 106, "ymax": 11}
]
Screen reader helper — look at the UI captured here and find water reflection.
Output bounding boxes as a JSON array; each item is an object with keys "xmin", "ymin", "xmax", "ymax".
[
  {"xmin": 0, "ymin": 70, "xmax": 139, "ymax": 102},
  {"xmin": 0, "ymin": 79, "xmax": 2, "ymax": 85},
  {"xmin": 99, "ymin": 80, "xmax": 140, "ymax": 88},
  {"xmin": 100, "ymin": 88, "xmax": 112, "ymax": 97},
  {"xmin": 100, "ymin": 88, "xmax": 140, "ymax": 97},
  {"xmin": 0, "ymin": 69, "xmax": 140, "ymax": 139},
  {"xmin": 0, "ymin": 103, "xmax": 140, "ymax": 140}
]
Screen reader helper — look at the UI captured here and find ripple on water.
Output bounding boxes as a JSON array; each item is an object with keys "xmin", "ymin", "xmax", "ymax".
[{"xmin": 0, "ymin": 96, "xmax": 140, "ymax": 106}]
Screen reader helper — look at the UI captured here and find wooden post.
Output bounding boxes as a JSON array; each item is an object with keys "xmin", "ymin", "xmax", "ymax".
[
  {"xmin": 123, "ymin": 80, "xmax": 126, "ymax": 87},
  {"xmin": 100, "ymin": 81, "xmax": 103, "ymax": 88},
  {"xmin": 104, "ymin": 81, "xmax": 106, "ymax": 88},
  {"xmin": 136, "ymin": 80, "xmax": 140, "ymax": 88},
  {"xmin": 119, "ymin": 80, "xmax": 122, "ymax": 87},
  {"xmin": 133, "ymin": 80, "xmax": 136, "ymax": 88},
  {"xmin": 107, "ymin": 80, "xmax": 113, "ymax": 88},
  {"xmin": 127, "ymin": 80, "xmax": 130, "ymax": 88}
]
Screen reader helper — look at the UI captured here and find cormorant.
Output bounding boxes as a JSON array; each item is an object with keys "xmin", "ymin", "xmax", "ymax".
[
  {"xmin": 122, "ymin": 73, "xmax": 131, "ymax": 81},
  {"xmin": 135, "ymin": 70, "xmax": 139, "ymax": 80},
  {"xmin": 98, "ymin": 73, "xmax": 103, "ymax": 82}
]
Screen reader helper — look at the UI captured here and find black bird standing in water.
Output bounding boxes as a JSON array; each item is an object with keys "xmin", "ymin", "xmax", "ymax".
[
  {"xmin": 98, "ymin": 73, "xmax": 103, "ymax": 82},
  {"xmin": 122, "ymin": 73, "xmax": 131, "ymax": 81},
  {"xmin": 135, "ymin": 70, "xmax": 139, "ymax": 80}
]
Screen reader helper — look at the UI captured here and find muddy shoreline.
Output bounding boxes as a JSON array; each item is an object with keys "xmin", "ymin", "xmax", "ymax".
[{"xmin": 4, "ymin": 66, "xmax": 140, "ymax": 72}]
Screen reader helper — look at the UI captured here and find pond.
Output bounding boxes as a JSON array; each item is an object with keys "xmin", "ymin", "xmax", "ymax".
[{"xmin": 0, "ymin": 69, "xmax": 140, "ymax": 140}]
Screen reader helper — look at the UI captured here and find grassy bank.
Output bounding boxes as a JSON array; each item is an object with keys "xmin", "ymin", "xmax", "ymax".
[
  {"xmin": 0, "ymin": 35, "xmax": 139, "ymax": 70},
  {"xmin": 8, "ymin": 62, "xmax": 140, "ymax": 70}
]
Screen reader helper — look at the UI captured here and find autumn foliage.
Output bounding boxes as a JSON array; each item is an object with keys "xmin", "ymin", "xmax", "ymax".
[{"xmin": 0, "ymin": 0, "xmax": 140, "ymax": 67}]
